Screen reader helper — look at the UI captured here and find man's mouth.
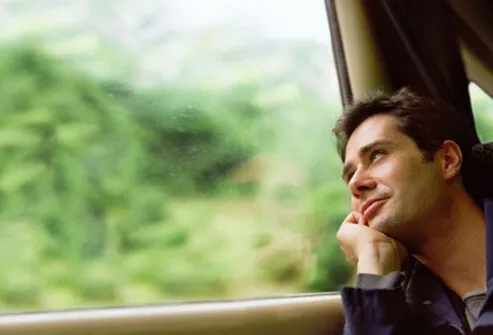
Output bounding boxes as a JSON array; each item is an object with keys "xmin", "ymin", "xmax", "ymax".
[{"xmin": 362, "ymin": 198, "xmax": 388, "ymax": 221}]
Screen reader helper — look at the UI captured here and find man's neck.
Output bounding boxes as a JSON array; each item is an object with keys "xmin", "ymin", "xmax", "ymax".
[{"xmin": 414, "ymin": 191, "xmax": 486, "ymax": 298}]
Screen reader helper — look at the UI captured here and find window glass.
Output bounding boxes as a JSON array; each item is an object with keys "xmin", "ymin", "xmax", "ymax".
[
  {"xmin": 0, "ymin": 0, "xmax": 349, "ymax": 312},
  {"xmin": 470, "ymin": 83, "xmax": 493, "ymax": 142}
]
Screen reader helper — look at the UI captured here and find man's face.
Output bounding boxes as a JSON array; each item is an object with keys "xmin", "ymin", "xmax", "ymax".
[{"xmin": 343, "ymin": 114, "xmax": 445, "ymax": 240}]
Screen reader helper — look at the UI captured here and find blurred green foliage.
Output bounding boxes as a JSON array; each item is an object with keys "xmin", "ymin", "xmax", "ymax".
[
  {"xmin": 0, "ymin": 38, "xmax": 491, "ymax": 313},
  {"xmin": 0, "ymin": 42, "xmax": 351, "ymax": 311}
]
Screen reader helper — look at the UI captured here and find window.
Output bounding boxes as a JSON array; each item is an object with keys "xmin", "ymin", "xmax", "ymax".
[
  {"xmin": 470, "ymin": 83, "xmax": 493, "ymax": 143},
  {"xmin": 0, "ymin": 0, "xmax": 348, "ymax": 312}
]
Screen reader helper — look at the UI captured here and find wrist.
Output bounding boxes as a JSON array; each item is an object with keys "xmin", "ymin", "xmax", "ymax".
[{"xmin": 357, "ymin": 243, "xmax": 402, "ymax": 275}]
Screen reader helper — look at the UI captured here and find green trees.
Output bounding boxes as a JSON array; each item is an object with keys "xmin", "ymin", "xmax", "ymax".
[
  {"xmin": 0, "ymin": 44, "xmax": 157, "ymax": 308},
  {"xmin": 0, "ymin": 43, "xmax": 334, "ymax": 310},
  {"xmin": 104, "ymin": 82, "xmax": 259, "ymax": 195},
  {"xmin": 5, "ymin": 38, "xmax": 493, "ymax": 312},
  {"xmin": 0, "ymin": 45, "xmax": 142, "ymax": 258}
]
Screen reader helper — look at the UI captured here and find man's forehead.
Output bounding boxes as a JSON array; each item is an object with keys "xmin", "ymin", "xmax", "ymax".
[{"xmin": 345, "ymin": 115, "xmax": 398, "ymax": 158}]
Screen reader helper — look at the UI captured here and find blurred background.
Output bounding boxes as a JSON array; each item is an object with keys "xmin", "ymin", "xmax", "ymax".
[{"xmin": 0, "ymin": 0, "xmax": 491, "ymax": 312}]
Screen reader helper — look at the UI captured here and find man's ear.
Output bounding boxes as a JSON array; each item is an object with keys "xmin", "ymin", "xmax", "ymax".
[{"xmin": 440, "ymin": 140, "xmax": 462, "ymax": 181}]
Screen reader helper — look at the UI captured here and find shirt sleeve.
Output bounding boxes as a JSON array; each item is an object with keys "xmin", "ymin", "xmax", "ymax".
[
  {"xmin": 355, "ymin": 271, "xmax": 402, "ymax": 289},
  {"xmin": 341, "ymin": 272, "xmax": 414, "ymax": 335}
]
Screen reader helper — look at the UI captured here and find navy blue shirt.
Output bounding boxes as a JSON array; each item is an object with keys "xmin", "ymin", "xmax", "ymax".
[{"xmin": 341, "ymin": 198, "xmax": 493, "ymax": 334}]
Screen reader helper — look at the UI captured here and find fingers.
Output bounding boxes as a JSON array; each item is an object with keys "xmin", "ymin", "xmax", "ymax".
[
  {"xmin": 340, "ymin": 239, "xmax": 357, "ymax": 265},
  {"xmin": 343, "ymin": 211, "xmax": 367, "ymax": 225},
  {"xmin": 336, "ymin": 219, "xmax": 360, "ymax": 260},
  {"xmin": 353, "ymin": 211, "xmax": 367, "ymax": 225},
  {"xmin": 342, "ymin": 212, "xmax": 356, "ymax": 224},
  {"xmin": 337, "ymin": 212, "xmax": 362, "ymax": 244},
  {"xmin": 336, "ymin": 211, "xmax": 382, "ymax": 268}
]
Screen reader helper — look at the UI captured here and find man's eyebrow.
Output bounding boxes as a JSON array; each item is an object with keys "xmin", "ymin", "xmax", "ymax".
[{"xmin": 341, "ymin": 140, "xmax": 396, "ymax": 181}]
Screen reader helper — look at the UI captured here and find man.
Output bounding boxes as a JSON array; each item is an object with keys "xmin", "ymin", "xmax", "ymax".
[{"xmin": 333, "ymin": 88, "xmax": 493, "ymax": 334}]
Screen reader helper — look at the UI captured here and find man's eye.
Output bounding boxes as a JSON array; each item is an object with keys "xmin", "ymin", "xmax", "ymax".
[
  {"xmin": 370, "ymin": 150, "xmax": 385, "ymax": 162},
  {"xmin": 345, "ymin": 172, "xmax": 354, "ymax": 184}
]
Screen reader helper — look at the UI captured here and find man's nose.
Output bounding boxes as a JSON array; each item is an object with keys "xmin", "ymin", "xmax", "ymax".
[{"xmin": 348, "ymin": 168, "xmax": 376, "ymax": 198}]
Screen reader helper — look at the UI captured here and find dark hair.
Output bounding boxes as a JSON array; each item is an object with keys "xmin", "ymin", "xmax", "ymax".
[{"xmin": 333, "ymin": 88, "xmax": 475, "ymax": 163}]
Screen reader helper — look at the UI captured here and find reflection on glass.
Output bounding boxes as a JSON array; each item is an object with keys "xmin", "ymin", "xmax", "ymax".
[{"xmin": 0, "ymin": 0, "xmax": 352, "ymax": 312}]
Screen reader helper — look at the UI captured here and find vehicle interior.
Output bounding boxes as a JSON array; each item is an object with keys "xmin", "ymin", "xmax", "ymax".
[{"xmin": 1, "ymin": 0, "xmax": 492, "ymax": 334}]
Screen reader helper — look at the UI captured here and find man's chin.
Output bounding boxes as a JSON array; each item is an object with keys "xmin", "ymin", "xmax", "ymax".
[{"xmin": 368, "ymin": 216, "xmax": 392, "ymax": 234}]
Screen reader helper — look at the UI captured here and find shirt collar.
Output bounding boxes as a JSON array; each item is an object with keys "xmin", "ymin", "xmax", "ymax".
[{"xmin": 405, "ymin": 258, "xmax": 465, "ymax": 330}]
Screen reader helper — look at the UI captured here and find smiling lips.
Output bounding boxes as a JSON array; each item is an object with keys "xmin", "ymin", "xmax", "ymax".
[{"xmin": 361, "ymin": 198, "xmax": 388, "ymax": 220}]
